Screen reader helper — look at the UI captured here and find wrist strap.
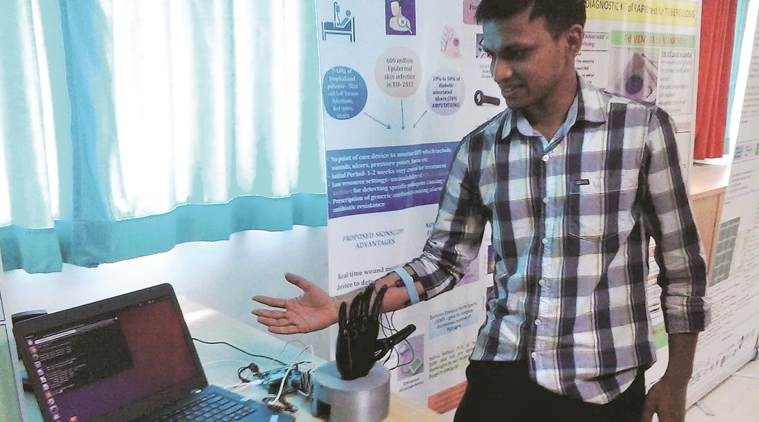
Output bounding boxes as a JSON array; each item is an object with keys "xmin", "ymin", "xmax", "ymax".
[{"xmin": 394, "ymin": 266, "xmax": 420, "ymax": 305}]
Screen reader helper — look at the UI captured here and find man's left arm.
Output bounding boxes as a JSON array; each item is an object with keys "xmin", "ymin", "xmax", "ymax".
[
  {"xmin": 639, "ymin": 108, "xmax": 711, "ymax": 422},
  {"xmin": 640, "ymin": 333, "xmax": 697, "ymax": 422}
]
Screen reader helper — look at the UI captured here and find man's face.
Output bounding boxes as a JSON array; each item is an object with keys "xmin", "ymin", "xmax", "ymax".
[{"xmin": 481, "ymin": 9, "xmax": 578, "ymax": 111}]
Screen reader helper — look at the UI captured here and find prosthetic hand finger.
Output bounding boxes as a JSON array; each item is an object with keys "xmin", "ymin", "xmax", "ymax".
[
  {"xmin": 360, "ymin": 287, "xmax": 379, "ymax": 376},
  {"xmin": 338, "ymin": 301, "xmax": 347, "ymax": 331},
  {"xmin": 363, "ymin": 286, "xmax": 381, "ymax": 342},
  {"xmin": 362, "ymin": 285, "xmax": 373, "ymax": 319},
  {"xmin": 336, "ymin": 302, "xmax": 351, "ymax": 379},
  {"xmin": 374, "ymin": 324, "xmax": 416, "ymax": 361},
  {"xmin": 349, "ymin": 290, "xmax": 360, "ymax": 323},
  {"xmin": 358, "ymin": 286, "xmax": 371, "ymax": 330},
  {"xmin": 371, "ymin": 286, "xmax": 388, "ymax": 320}
]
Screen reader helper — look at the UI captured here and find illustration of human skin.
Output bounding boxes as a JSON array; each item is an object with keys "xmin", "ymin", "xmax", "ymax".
[
  {"xmin": 463, "ymin": 0, "xmax": 480, "ymax": 24},
  {"xmin": 615, "ymin": 51, "xmax": 658, "ymax": 101},
  {"xmin": 441, "ymin": 25, "xmax": 461, "ymax": 58},
  {"xmin": 389, "ymin": 1, "xmax": 412, "ymax": 33}
]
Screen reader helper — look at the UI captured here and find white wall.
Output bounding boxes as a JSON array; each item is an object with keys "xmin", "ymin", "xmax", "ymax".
[{"xmin": 0, "ymin": 227, "xmax": 331, "ymax": 358}]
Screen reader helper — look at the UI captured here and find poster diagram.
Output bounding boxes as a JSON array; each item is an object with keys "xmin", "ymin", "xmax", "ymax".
[
  {"xmin": 386, "ymin": 0, "xmax": 416, "ymax": 35},
  {"xmin": 711, "ymin": 218, "xmax": 741, "ymax": 286},
  {"xmin": 577, "ymin": 26, "xmax": 698, "ymax": 132},
  {"xmin": 440, "ymin": 25, "xmax": 462, "ymax": 58},
  {"xmin": 322, "ymin": 1, "xmax": 356, "ymax": 42},
  {"xmin": 326, "ymin": 142, "xmax": 457, "ymax": 219},
  {"xmin": 427, "ymin": 69, "xmax": 464, "ymax": 116},
  {"xmin": 610, "ymin": 49, "xmax": 659, "ymax": 102},
  {"xmin": 396, "ymin": 334, "xmax": 425, "ymax": 380},
  {"xmin": 462, "ymin": 0, "xmax": 480, "ymax": 25},
  {"xmin": 322, "ymin": 66, "xmax": 367, "ymax": 120}
]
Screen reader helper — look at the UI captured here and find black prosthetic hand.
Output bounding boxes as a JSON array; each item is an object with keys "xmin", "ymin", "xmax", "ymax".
[{"xmin": 336, "ymin": 285, "xmax": 416, "ymax": 380}]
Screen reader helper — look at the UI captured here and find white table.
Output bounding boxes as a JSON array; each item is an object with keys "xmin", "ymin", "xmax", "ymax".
[{"xmin": 18, "ymin": 298, "xmax": 440, "ymax": 421}]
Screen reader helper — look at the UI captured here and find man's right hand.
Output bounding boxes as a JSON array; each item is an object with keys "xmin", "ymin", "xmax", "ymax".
[{"xmin": 251, "ymin": 273, "xmax": 339, "ymax": 334}]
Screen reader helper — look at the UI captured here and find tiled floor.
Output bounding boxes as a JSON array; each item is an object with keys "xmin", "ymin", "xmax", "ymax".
[{"xmin": 684, "ymin": 359, "xmax": 759, "ymax": 422}]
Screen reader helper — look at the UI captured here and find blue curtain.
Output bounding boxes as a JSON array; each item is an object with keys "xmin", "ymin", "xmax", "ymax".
[{"xmin": 0, "ymin": 0, "xmax": 326, "ymax": 273}]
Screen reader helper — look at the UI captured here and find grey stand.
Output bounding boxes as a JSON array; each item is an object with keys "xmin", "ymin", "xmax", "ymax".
[{"xmin": 310, "ymin": 361, "xmax": 390, "ymax": 422}]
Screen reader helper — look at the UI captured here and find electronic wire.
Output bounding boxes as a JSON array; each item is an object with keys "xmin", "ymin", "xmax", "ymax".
[
  {"xmin": 191, "ymin": 337, "xmax": 288, "ymax": 365},
  {"xmin": 384, "ymin": 311, "xmax": 414, "ymax": 371},
  {"xmin": 272, "ymin": 366, "xmax": 295, "ymax": 403}
]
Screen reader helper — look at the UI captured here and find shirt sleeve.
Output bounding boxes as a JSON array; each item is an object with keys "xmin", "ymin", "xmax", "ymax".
[
  {"xmin": 405, "ymin": 139, "xmax": 488, "ymax": 301},
  {"xmin": 643, "ymin": 107, "xmax": 710, "ymax": 334}
]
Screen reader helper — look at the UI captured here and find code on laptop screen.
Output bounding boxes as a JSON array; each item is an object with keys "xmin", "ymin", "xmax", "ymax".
[
  {"xmin": 22, "ymin": 297, "xmax": 199, "ymax": 422},
  {"xmin": 34, "ymin": 317, "xmax": 134, "ymax": 393}
]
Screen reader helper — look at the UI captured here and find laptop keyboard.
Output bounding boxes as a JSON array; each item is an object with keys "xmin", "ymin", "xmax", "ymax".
[{"xmin": 154, "ymin": 392, "xmax": 257, "ymax": 421}]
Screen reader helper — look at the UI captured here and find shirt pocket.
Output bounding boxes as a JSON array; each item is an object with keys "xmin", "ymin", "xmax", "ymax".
[{"xmin": 566, "ymin": 174, "xmax": 637, "ymax": 242}]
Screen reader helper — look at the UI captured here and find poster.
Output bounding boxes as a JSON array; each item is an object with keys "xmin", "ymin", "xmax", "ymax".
[
  {"xmin": 687, "ymin": 7, "xmax": 759, "ymax": 404},
  {"xmin": 318, "ymin": 1, "xmax": 497, "ymax": 416},
  {"xmin": 581, "ymin": 0, "xmax": 700, "ymax": 179}
]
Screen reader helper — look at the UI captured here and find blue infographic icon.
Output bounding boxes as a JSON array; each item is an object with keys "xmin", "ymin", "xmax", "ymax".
[
  {"xmin": 322, "ymin": 1, "xmax": 356, "ymax": 42},
  {"xmin": 323, "ymin": 66, "xmax": 368, "ymax": 120}
]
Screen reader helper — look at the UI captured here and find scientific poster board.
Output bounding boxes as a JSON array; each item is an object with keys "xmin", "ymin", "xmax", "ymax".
[
  {"xmin": 316, "ymin": 0, "xmax": 700, "ymax": 418},
  {"xmin": 317, "ymin": 1, "xmax": 496, "ymax": 415},
  {"xmin": 687, "ymin": 8, "xmax": 759, "ymax": 404}
]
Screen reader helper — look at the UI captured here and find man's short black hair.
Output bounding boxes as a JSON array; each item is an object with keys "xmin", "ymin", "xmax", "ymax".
[{"xmin": 475, "ymin": 0, "xmax": 586, "ymax": 38}]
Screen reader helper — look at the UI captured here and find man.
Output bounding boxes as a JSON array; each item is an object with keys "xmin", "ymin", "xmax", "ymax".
[{"xmin": 252, "ymin": 1, "xmax": 709, "ymax": 421}]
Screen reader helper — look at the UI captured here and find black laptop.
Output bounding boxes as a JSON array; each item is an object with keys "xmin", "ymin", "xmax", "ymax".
[{"xmin": 13, "ymin": 283, "xmax": 295, "ymax": 422}]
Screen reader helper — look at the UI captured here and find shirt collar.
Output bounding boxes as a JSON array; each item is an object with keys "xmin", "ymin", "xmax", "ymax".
[
  {"xmin": 577, "ymin": 75, "xmax": 606, "ymax": 124},
  {"xmin": 500, "ymin": 74, "xmax": 606, "ymax": 141}
]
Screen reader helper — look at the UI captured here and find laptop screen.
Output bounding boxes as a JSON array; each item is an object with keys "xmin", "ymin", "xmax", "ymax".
[{"xmin": 17, "ymin": 288, "xmax": 203, "ymax": 422}]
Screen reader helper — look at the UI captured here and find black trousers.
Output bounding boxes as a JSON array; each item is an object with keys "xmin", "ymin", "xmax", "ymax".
[{"xmin": 454, "ymin": 361, "xmax": 646, "ymax": 422}]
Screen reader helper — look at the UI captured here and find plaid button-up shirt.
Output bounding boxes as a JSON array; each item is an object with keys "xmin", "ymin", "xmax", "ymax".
[{"xmin": 406, "ymin": 77, "xmax": 710, "ymax": 404}]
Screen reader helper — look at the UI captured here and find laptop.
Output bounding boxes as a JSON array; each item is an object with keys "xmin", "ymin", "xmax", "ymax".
[{"xmin": 13, "ymin": 283, "xmax": 295, "ymax": 422}]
